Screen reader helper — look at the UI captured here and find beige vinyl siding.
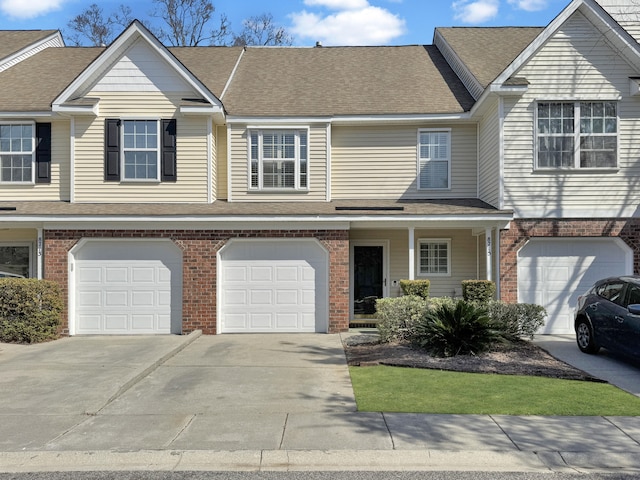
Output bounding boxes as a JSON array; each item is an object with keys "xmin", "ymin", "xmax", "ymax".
[
  {"xmin": 350, "ymin": 228, "xmax": 479, "ymax": 300},
  {"xmin": 0, "ymin": 119, "xmax": 69, "ymax": 201},
  {"xmin": 331, "ymin": 124, "xmax": 477, "ymax": 200},
  {"xmin": 502, "ymin": 11, "xmax": 640, "ymax": 217},
  {"xmin": 216, "ymin": 124, "xmax": 227, "ymax": 200},
  {"xmin": 0, "ymin": 229, "xmax": 36, "ymax": 242},
  {"xmin": 478, "ymin": 102, "xmax": 501, "ymax": 208},
  {"xmin": 74, "ymin": 92, "xmax": 210, "ymax": 203},
  {"xmin": 228, "ymin": 123, "xmax": 327, "ymax": 202},
  {"xmin": 597, "ymin": 0, "xmax": 640, "ymax": 43}
]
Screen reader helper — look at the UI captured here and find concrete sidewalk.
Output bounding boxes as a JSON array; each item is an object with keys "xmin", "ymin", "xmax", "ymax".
[{"xmin": 0, "ymin": 331, "xmax": 639, "ymax": 474}]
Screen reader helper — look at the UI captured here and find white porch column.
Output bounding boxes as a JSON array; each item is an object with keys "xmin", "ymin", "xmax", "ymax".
[
  {"xmin": 408, "ymin": 226, "xmax": 415, "ymax": 280},
  {"xmin": 485, "ymin": 228, "xmax": 493, "ymax": 281},
  {"xmin": 37, "ymin": 228, "xmax": 43, "ymax": 279}
]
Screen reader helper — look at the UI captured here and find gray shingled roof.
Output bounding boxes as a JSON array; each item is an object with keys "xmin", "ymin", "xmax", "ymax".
[
  {"xmin": 0, "ymin": 199, "xmax": 512, "ymax": 217},
  {"xmin": 221, "ymin": 45, "xmax": 476, "ymax": 116},
  {"xmin": 0, "ymin": 28, "xmax": 545, "ymax": 115},
  {"xmin": 0, "ymin": 47, "xmax": 103, "ymax": 111},
  {"xmin": 170, "ymin": 46, "xmax": 243, "ymax": 99},
  {"xmin": 436, "ymin": 27, "xmax": 544, "ymax": 88},
  {"xmin": 0, "ymin": 30, "xmax": 58, "ymax": 62}
]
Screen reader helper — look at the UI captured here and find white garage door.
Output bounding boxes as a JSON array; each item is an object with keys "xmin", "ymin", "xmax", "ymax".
[
  {"xmin": 518, "ymin": 238, "xmax": 632, "ymax": 334},
  {"xmin": 219, "ymin": 239, "xmax": 328, "ymax": 333},
  {"xmin": 72, "ymin": 240, "xmax": 182, "ymax": 335}
]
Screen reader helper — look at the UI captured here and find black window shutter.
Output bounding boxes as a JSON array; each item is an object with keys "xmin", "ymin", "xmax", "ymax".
[
  {"xmin": 35, "ymin": 123, "xmax": 51, "ymax": 184},
  {"xmin": 104, "ymin": 119, "xmax": 121, "ymax": 181},
  {"xmin": 161, "ymin": 119, "xmax": 177, "ymax": 182}
]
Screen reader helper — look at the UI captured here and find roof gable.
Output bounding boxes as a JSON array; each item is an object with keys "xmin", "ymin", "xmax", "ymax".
[
  {"xmin": 0, "ymin": 30, "xmax": 63, "ymax": 73},
  {"xmin": 494, "ymin": 0, "xmax": 640, "ymax": 87},
  {"xmin": 52, "ymin": 20, "xmax": 223, "ymax": 118}
]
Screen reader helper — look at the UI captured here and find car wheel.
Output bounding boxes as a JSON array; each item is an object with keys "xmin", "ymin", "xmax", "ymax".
[{"xmin": 576, "ymin": 319, "xmax": 600, "ymax": 354}]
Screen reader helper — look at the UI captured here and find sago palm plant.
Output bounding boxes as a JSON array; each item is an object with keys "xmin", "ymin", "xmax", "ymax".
[{"xmin": 413, "ymin": 299, "xmax": 503, "ymax": 357}]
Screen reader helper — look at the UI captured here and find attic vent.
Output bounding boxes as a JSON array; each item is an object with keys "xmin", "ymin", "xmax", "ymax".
[{"xmin": 630, "ymin": 77, "xmax": 640, "ymax": 96}]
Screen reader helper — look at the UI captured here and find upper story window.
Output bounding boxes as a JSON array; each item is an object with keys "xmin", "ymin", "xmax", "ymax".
[
  {"xmin": 123, "ymin": 120, "xmax": 159, "ymax": 181},
  {"xmin": 0, "ymin": 123, "xmax": 34, "ymax": 183},
  {"xmin": 249, "ymin": 129, "xmax": 308, "ymax": 190},
  {"xmin": 536, "ymin": 101, "xmax": 617, "ymax": 169},
  {"xmin": 104, "ymin": 118, "xmax": 176, "ymax": 183},
  {"xmin": 418, "ymin": 238, "xmax": 451, "ymax": 276},
  {"xmin": 418, "ymin": 129, "xmax": 450, "ymax": 189}
]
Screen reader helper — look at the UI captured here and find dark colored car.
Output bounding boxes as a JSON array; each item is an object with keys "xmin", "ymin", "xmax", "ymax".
[{"xmin": 574, "ymin": 276, "xmax": 640, "ymax": 358}]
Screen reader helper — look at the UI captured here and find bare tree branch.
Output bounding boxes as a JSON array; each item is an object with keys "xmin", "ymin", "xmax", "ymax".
[{"xmin": 232, "ymin": 13, "xmax": 293, "ymax": 46}]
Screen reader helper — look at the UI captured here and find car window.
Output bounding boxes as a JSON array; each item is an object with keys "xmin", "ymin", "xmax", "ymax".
[
  {"xmin": 595, "ymin": 282, "xmax": 626, "ymax": 306},
  {"xmin": 627, "ymin": 284, "xmax": 640, "ymax": 306}
]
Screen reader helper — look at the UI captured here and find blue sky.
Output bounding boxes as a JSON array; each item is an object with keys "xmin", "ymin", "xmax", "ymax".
[{"xmin": 0, "ymin": 0, "xmax": 570, "ymax": 45}]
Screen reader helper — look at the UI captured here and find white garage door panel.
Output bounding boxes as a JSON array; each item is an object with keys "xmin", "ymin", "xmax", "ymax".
[
  {"xmin": 518, "ymin": 239, "xmax": 631, "ymax": 334},
  {"xmin": 219, "ymin": 240, "xmax": 328, "ymax": 333},
  {"xmin": 74, "ymin": 241, "xmax": 182, "ymax": 335}
]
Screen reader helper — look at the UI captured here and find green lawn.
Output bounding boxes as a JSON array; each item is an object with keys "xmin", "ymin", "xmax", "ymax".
[{"xmin": 349, "ymin": 366, "xmax": 640, "ymax": 416}]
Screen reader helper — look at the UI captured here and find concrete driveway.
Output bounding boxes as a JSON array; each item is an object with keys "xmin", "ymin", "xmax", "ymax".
[
  {"xmin": 0, "ymin": 332, "xmax": 360, "ymax": 452},
  {"xmin": 533, "ymin": 334, "xmax": 640, "ymax": 397}
]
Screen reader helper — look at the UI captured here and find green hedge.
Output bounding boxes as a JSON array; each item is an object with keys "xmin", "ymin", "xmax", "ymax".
[
  {"xmin": 375, "ymin": 295, "xmax": 427, "ymax": 342},
  {"xmin": 461, "ymin": 280, "xmax": 496, "ymax": 304},
  {"xmin": 487, "ymin": 301, "xmax": 547, "ymax": 340},
  {"xmin": 0, "ymin": 278, "xmax": 63, "ymax": 344},
  {"xmin": 399, "ymin": 279, "xmax": 430, "ymax": 299}
]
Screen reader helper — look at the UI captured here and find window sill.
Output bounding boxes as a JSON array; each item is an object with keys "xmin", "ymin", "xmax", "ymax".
[
  {"xmin": 247, "ymin": 189, "xmax": 310, "ymax": 194},
  {"xmin": 0, "ymin": 182, "xmax": 35, "ymax": 186},
  {"xmin": 120, "ymin": 179, "xmax": 162, "ymax": 184},
  {"xmin": 418, "ymin": 273, "xmax": 451, "ymax": 278},
  {"xmin": 533, "ymin": 168, "xmax": 619, "ymax": 174}
]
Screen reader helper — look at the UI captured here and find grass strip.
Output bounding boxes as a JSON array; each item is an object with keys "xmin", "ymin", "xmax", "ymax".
[{"xmin": 349, "ymin": 365, "xmax": 640, "ymax": 416}]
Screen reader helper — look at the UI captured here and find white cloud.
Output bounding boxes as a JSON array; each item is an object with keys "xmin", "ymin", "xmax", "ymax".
[
  {"xmin": 303, "ymin": 0, "xmax": 370, "ymax": 9},
  {"xmin": 507, "ymin": 0, "xmax": 548, "ymax": 12},
  {"xmin": 0, "ymin": 0, "xmax": 64, "ymax": 19},
  {"xmin": 452, "ymin": 0, "xmax": 499, "ymax": 23},
  {"xmin": 290, "ymin": 2, "xmax": 405, "ymax": 45}
]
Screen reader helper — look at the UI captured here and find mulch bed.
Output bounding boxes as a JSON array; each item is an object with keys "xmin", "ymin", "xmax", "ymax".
[{"xmin": 343, "ymin": 334, "xmax": 603, "ymax": 382}]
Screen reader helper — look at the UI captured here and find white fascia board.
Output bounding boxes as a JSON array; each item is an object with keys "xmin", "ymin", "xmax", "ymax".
[
  {"xmin": 0, "ymin": 112, "xmax": 53, "ymax": 118},
  {"xmin": 52, "ymin": 104, "xmax": 99, "ymax": 116},
  {"xmin": 52, "ymin": 21, "xmax": 222, "ymax": 111},
  {"xmin": 228, "ymin": 113, "xmax": 472, "ymax": 126}
]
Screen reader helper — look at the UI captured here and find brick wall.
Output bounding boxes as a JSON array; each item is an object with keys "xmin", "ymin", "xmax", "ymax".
[
  {"xmin": 44, "ymin": 229, "xmax": 350, "ymax": 335},
  {"xmin": 500, "ymin": 218, "xmax": 640, "ymax": 303}
]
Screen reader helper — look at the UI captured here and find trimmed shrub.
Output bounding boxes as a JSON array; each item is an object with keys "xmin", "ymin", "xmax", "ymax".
[
  {"xmin": 487, "ymin": 301, "xmax": 547, "ymax": 340},
  {"xmin": 412, "ymin": 299, "xmax": 502, "ymax": 357},
  {"xmin": 461, "ymin": 280, "xmax": 496, "ymax": 304},
  {"xmin": 0, "ymin": 278, "xmax": 63, "ymax": 344},
  {"xmin": 426, "ymin": 296, "xmax": 456, "ymax": 311},
  {"xmin": 376, "ymin": 295, "xmax": 428, "ymax": 343},
  {"xmin": 399, "ymin": 279, "xmax": 430, "ymax": 299}
]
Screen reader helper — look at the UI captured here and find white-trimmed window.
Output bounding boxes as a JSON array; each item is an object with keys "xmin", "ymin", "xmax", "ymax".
[
  {"xmin": 249, "ymin": 129, "xmax": 308, "ymax": 190},
  {"xmin": 123, "ymin": 120, "xmax": 159, "ymax": 181},
  {"xmin": 418, "ymin": 129, "xmax": 450, "ymax": 189},
  {"xmin": 536, "ymin": 101, "xmax": 617, "ymax": 169},
  {"xmin": 0, "ymin": 123, "xmax": 34, "ymax": 183},
  {"xmin": 418, "ymin": 239, "xmax": 451, "ymax": 276}
]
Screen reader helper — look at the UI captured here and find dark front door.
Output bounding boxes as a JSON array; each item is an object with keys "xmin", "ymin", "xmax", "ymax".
[{"xmin": 353, "ymin": 245, "xmax": 383, "ymax": 315}]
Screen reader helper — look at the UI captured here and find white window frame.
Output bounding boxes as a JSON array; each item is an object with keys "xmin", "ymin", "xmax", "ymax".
[
  {"xmin": 0, "ymin": 242, "xmax": 34, "ymax": 278},
  {"xmin": 535, "ymin": 101, "xmax": 619, "ymax": 170},
  {"xmin": 121, "ymin": 119, "xmax": 160, "ymax": 182},
  {"xmin": 0, "ymin": 121, "xmax": 35, "ymax": 184},
  {"xmin": 417, "ymin": 238, "xmax": 451, "ymax": 277},
  {"xmin": 417, "ymin": 128, "xmax": 451, "ymax": 190},
  {"xmin": 248, "ymin": 128, "xmax": 309, "ymax": 191}
]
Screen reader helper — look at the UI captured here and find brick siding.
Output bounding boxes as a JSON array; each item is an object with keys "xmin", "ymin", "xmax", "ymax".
[
  {"xmin": 44, "ymin": 229, "xmax": 350, "ymax": 335},
  {"xmin": 500, "ymin": 218, "xmax": 640, "ymax": 303}
]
